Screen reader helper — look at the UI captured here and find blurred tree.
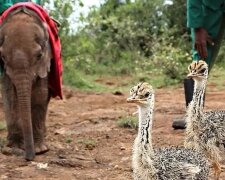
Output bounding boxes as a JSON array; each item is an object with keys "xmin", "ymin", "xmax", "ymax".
[
  {"xmin": 41, "ymin": 0, "xmax": 208, "ymax": 87},
  {"xmin": 67, "ymin": 0, "xmax": 194, "ymax": 82},
  {"xmin": 164, "ymin": 0, "xmax": 187, "ymax": 35},
  {"xmin": 42, "ymin": 0, "xmax": 83, "ymax": 59},
  {"xmin": 84, "ymin": 0, "xmax": 166, "ymax": 62},
  {"xmin": 163, "ymin": 0, "xmax": 190, "ymax": 50}
]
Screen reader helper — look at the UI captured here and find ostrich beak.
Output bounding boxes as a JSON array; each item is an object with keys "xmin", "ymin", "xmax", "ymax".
[
  {"xmin": 126, "ymin": 97, "xmax": 137, "ymax": 103},
  {"xmin": 126, "ymin": 97, "xmax": 148, "ymax": 104},
  {"xmin": 187, "ymin": 71, "xmax": 201, "ymax": 79},
  {"xmin": 187, "ymin": 73, "xmax": 206, "ymax": 80},
  {"xmin": 187, "ymin": 73, "xmax": 195, "ymax": 78}
]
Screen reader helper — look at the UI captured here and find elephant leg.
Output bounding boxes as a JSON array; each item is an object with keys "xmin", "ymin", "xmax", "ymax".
[
  {"xmin": 1, "ymin": 73, "xmax": 23, "ymax": 149},
  {"xmin": 31, "ymin": 77, "xmax": 50, "ymax": 154}
]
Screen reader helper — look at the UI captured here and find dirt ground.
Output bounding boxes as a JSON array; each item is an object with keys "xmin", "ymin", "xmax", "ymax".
[{"xmin": 0, "ymin": 81, "xmax": 225, "ymax": 180}]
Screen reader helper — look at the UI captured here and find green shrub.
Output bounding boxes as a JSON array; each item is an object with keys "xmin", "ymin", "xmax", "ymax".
[
  {"xmin": 117, "ymin": 116, "xmax": 138, "ymax": 129},
  {"xmin": 65, "ymin": 137, "xmax": 73, "ymax": 143},
  {"xmin": 77, "ymin": 138, "xmax": 96, "ymax": 150}
]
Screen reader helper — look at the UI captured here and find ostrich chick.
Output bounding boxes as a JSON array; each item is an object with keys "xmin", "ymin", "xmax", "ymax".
[
  {"xmin": 185, "ymin": 60, "xmax": 225, "ymax": 180},
  {"xmin": 127, "ymin": 82, "xmax": 209, "ymax": 180}
]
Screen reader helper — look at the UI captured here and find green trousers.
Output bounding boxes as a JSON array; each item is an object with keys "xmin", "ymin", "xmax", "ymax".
[{"xmin": 191, "ymin": 13, "xmax": 225, "ymax": 72}]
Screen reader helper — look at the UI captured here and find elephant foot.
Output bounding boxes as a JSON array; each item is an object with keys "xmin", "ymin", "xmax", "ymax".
[
  {"xmin": 1, "ymin": 146, "xmax": 24, "ymax": 156},
  {"xmin": 7, "ymin": 139, "xmax": 24, "ymax": 149},
  {"xmin": 5, "ymin": 139, "xmax": 49, "ymax": 155},
  {"xmin": 35, "ymin": 143, "xmax": 49, "ymax": 155}
]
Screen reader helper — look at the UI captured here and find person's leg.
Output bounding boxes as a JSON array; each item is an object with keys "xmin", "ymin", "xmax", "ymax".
[
  {"xmin": 172, "ymin": 13, "xmax": 225, "ymax": 129},
  {"xmin": 172, "ymin": 78, "xmax": 194, "ymax": 129}
]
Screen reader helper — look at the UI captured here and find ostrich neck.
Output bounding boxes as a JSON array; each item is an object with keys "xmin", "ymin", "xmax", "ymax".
[
  {"xmin": 136, "ymin": 94, "xmax": 155, "ymax": 157},
  {"xmin": 132, "ymin": 94, "xmax": 159, "ymax": 177},
  {"xmin": 187, "ymin": 79, "xmax": 206, "ymax": 128}
]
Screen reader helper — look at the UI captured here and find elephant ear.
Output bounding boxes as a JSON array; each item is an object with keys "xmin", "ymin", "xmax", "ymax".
[
  {"xmin": 35, "ymin": 22, "xmax": 53, "ymax": 78},
  {"xmin": 0, "ymin": 30, "xmax": 5, "ymax": 70},
  {"xmin": 0, "ymin": 30, "xmax": 4, "ymax": 46},
  {"xmin": 36, "ymin": 43, "xmax": 52, "ymax": 78}
]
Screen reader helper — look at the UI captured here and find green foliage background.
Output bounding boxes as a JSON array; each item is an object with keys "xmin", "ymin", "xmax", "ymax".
[{"xmin": 43, "ymin": 0, "xmax": 225, "ymax": 91}]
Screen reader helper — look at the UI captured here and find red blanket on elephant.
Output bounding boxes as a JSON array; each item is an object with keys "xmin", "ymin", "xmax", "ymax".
[{"xmin": 0, "ymin": 2, "xmax": 63, "ymax": 99}]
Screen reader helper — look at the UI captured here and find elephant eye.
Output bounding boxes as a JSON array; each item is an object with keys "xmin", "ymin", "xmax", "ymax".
[
  {"xmin": 1, "ymin": 55, "xmax": 5, "ymax": 61},
  {"xmin": 37, "ymin": 52, "xmax": 43, "ymax": 60}
]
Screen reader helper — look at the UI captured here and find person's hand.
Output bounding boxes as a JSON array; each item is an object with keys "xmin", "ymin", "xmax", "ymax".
[{"xmin": 194, "ymin": 27, "xmax": 214, "ymax": 59}]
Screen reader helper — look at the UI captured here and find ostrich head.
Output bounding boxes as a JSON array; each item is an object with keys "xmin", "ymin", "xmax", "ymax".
[
  {"xmin": 187, "ymin": 60, "xmax": 208, "ymax": 80},
  {"xmin": 127, "ymin": 82, "xmax": 154, "ymax": 106}
]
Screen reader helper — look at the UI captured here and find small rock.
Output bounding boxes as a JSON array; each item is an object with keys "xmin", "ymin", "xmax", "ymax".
[
  {"xmin": 113, "ymin": 91, "xmax": 124, "ymax": 96},
  {"xmin": 54, "ymin": 128, "xmax": 66, "ymax": 135},
  {"xmin": 37, "ymin": 163, "xmax": 48, "ymax": 170},
  {"xmin": 58, "ymin": 154, "xmax": 67, "ymax": 159}
]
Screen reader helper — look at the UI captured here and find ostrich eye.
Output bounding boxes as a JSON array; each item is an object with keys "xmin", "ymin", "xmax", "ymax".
[
  {"xmin": 199, "ymin": 68, "xmax": 206, "ymax": 74},
  {"xmin": 144, "ymin": 92, "xmax": 150, "ymax": 98},
  {"xmin": 130, "ymin": 89, "xmax": 135, "ymax": 95}
]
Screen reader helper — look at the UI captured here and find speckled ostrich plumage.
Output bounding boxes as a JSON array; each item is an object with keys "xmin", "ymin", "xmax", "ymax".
[
  {"xmin": 128, "ymin": 82, "xmax": 209, "ymax": 180},
  {"xmin": 185, "ymin": 60, "xmax": 225, "ymax": 179}
]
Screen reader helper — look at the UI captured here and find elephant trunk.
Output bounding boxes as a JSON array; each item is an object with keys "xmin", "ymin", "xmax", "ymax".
[{"xmin": 14, "ymin": 75, "xmax": 35, "ymax": 160}]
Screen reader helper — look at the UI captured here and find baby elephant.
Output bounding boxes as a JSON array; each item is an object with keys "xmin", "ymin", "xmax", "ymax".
[{"xmin": 0, "ymin": 7, "xmax": 58, "ymax": 160}]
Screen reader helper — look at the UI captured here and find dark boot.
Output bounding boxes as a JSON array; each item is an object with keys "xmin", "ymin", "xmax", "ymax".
[
  {"xmin": 184, "ymin": 78, "xmax": 194, "ymax": 107},
  {"xmin": 172, "ymin": 78, "xmax": 194, "ymax": 129},
  {"xmin": 172, "ymin": 117, "xmax": 187, "ymax": 129}
]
